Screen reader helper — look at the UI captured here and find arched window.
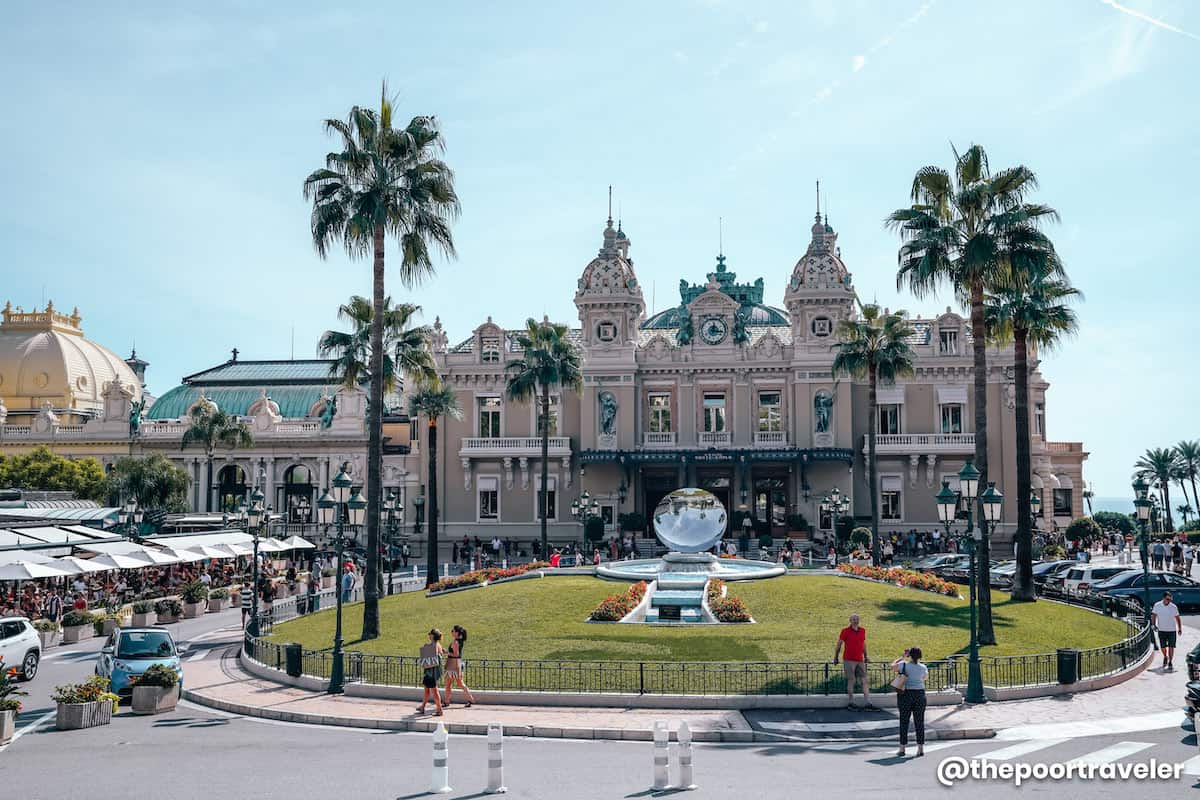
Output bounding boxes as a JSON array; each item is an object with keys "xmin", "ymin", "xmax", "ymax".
[
  {"xmin": 284, "ymin": 464, "xmax": 314, "ymax": 523},
  {"xmin": 217, "ymin": 465, "xmax": 247, "ymax": 512}
]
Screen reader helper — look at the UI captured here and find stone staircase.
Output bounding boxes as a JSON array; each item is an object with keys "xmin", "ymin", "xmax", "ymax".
[{"xmin": 645, "ymin": 578, "xmax": 708, "ymax": 623}]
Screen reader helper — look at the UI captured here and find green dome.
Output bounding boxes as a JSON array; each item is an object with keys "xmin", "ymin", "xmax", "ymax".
[{"xmin": 641, "ymin": 303, "xmax": 789, "ymax": 330}]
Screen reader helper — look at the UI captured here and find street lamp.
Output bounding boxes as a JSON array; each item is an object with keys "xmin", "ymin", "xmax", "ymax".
[
  {"xmin": 571, "ymin": 491, "xmax": 600, "ymax": 561},
  {"xmin": 245, "ymin": 488, "xmax": 265, "ymax": 639},
  {"xmin": 321, "ymin": 463, "xmax": 360, "ymax": 695},
  {"xmin": 955, "ymin": 461, "xmax": 987, "ymax": 704},
  {"xmin": 383, "ymin": 491, "xmax": 404, "ymax": 596},
  {"xmin": 1133, "ymin": 476, "xmax": 1152, "ymax": 616},
  {"xmin": 118, "ymin": 499, "xmax": 142, "ymax": 540}
]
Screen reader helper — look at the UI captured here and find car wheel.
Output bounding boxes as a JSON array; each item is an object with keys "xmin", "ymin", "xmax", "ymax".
[{"xmin": 21, "ymin": 650, "xmax": 39, "ymax": 681}]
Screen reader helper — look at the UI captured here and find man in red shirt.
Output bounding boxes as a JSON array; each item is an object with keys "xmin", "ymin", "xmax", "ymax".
[{"xmin": 834, "ymin": 613, "xmax": 877, "ymax": 710}]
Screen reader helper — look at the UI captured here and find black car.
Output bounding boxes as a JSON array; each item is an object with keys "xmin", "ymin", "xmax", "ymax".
[
  {"xmin": 1091, "ymin": 570, "xmax": 1200, "ymax": 611},
  {"xmin": 1032, "ymin": 560, "xmax": 1076, "ymax": 586}
]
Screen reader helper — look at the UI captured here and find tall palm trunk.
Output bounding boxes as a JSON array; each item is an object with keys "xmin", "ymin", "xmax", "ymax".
[
  {"xmin": 539, "ymin": 382, "xmax": 550, "ymax": 558},
  {"xmin": 1161, "ymin": 483, "xmax": 1174, "ymax": 532},
  {"xmin": 360, "ymin": 224, "xmax": 385, "ymax": 640},
  {"xmin": 970, "ymin": 280, "xmax": 996, "ymax": 644},
  {"xmin": 867, "ymin": 365, "xmax": 881, "ymax": 566},
  {"xmin": 1011, "ymin": 327, "xmax": 1035, "ymax": 601},
  {"xmin": 205, "ymin": 450, "xmax": 214, "ymax": 513},
  {"xmin": 425, "ymin": 419, "xmax": 440, "ymax": 588},
  {"xmin": 1189, "ymin": 475, "xmax": 1200, "ymax": 525}
]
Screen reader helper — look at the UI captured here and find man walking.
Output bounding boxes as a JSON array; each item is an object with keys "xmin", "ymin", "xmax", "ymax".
[
  {"xmin": 1151, "ymin": 539, "xmax": 1166, "ymax": 571},
  {"xmin": 834, "ymin": 613, "xmax": 877, "ymax": 710},
  {"xmin": 240, "ymin": 581, "xmax": 253, "ymax": 627},
  {"xmin": 1151, "ymin": 591, "xmax": 1183, "ymax": 671},
  {"xmin": 401, "ymin": 542, "xmax": 410, "ymax": 569},
  {"xmin": 341, "ymin": 564, "xmax": 355, "ymax": 604}
]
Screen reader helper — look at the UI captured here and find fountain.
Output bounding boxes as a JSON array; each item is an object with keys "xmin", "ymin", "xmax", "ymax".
[{"xmin": 596, "ymin": 488, "xmax": 785, "ymax": 623}]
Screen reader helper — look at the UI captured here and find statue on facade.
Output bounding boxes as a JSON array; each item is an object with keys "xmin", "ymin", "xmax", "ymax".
[
  {"xmin": 732, "ymin": 306, "xmax": 751, "ymax": 345},
  {"xmin": 814, "ymin": 391, "xmax": 833, "ymax": 433},
  {"xmin": 319, "ymin": 395, "xmax": 337, "ymax": 429},
  {"xmin": 675, "ymin": 305, "xmax": 693, "ymax": 346},
  {"xmin": 128, "ymin": 395, "xmax": 146, "ymax": 438},
  {"xmin": 598, "ymin": 391, "xmax": 618, "ymax": 436}
]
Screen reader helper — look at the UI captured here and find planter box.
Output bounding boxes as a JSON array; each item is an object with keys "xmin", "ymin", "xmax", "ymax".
[
  {"xmin": 38, "ymin": 629, "xmax": 59, "ymax": 650},
  {"xmin": 0, "ymin": 708, "xmax": 15, "ymax": 745},
  {"xmin": 101, "ymin": 618, "xmax": 120, "ymax": 636},
  {"xmin": 55, "ymin": 701, "xmax": 113, "ymax": 730},
  {"xmin": 274, "ymin": 584, "xmax": 290, "ymax": 599},
  {"xmin": 62, "ymin": 624, "xmax": 92, "ymax": 644},
  {"xmin": 132, "ymin": 684, "xmax": 179, "ymax": 715},
  {"xmin": 207, "ymin": 597, "xmax": 227, "ymax": 613},
  {"xmin": 131, "ymin": 612, "xmax": 156, "ymax": 627},
  {"xmin": 157, "ymin": 613, "xmax": 178, "ymax": 624},
  {"xmin": 321, "ymin": 576, "xmax": 334, "ymax": 590},
  {"xmin": 182, "ymin": 602, "xmax": 205, "ymax": 619}
]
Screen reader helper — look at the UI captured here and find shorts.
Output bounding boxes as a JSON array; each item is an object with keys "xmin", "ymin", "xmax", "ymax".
[
  {"xmin": 1157, "ymin": 630, "xmax": 1177, "ymax": 649},
  {"xmin": 843, "ymin": 660, "xmax": 867, "ymax": 685},
  {"xmin": 422, "ymin": 668, "xmax": 442, "ymax": 688}
]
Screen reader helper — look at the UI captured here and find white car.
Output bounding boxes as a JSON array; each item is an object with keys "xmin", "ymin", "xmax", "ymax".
[{"xmin": 0, "ymin": 616, "xmax": 42, "ymax": 680}]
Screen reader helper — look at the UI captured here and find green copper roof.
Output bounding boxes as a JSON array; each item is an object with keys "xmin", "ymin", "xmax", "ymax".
[
  {"xmin": 640, "ymin": 254, "xmax": 790, "ymax": 330},
  {"xmin": 181, "ymin": 359, "xmax": 339, "ymax": 385},
  {"xmin": 146, "ymin": 386, "xmax": 334, "ymax": 420}
]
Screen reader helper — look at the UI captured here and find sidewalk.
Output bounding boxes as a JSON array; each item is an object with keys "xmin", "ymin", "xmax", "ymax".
[{"xmin": 182, "ymin": 625, "xmax": 1194, "ymax": 743}]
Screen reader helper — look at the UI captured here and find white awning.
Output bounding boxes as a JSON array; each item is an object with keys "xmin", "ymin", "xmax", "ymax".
[
  {"xmin": 936, "ymin": 386, "xmax": 969, "ymax": 405},
  {"xmin": 281, "ymin": 535, "xmax": 316, "ymax": 550},
  {"xmin": 149, "ymin": 531, "xmax": 254, "ymax": 550},
  {"xmin": 875, "ymin": 386, "xmax": 906, "ymax": 405},
  {"xmin": 0, "ymin": 549, "xmax": 55, "ymax": 565},
  {"xmin": 77, "ymin": 541, "xmax": 154, "ymax": 556},
  {"xmin": 1055, "ymin": 474, "xmax": 1074, "ymax": 489}
]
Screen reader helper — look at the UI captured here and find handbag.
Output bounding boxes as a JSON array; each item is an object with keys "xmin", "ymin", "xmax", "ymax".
[{"xmin": 890, "ymin": 662, "xmax": 907, "ymax": 692}]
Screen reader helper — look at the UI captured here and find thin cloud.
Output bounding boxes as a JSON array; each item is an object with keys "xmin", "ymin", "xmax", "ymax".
[
  {"xmin": 808, "ymin": 0, "xmax": 935, "ymax": 103},
  {"xmin": 852, "ymin": 54, "xmax": 866, "ymax": 72},
  {"xmin": 1099, "ymin": 0, "xmax": 1200, "ymax": 41}
]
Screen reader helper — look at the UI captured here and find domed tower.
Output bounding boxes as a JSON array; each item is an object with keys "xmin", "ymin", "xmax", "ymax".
[{"xmin": 783, "ymin": 191, "xmax": 856, "ymax": 359}]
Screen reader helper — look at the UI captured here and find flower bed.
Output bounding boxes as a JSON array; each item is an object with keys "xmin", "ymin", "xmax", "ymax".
[
  {"xmin": 706, "ymin": 579, "xmax": 752, "ymax": 622},
  {"xmin": 427, "ymin": 562, "xmax": 550, "ymax": 594},
  {"xmin": 588, "ymin": 581, "xmax": 648, "ymax": 621},
  {"xmin": 837, "ymin": 563, "xmax": 960, "ymax": 597}
]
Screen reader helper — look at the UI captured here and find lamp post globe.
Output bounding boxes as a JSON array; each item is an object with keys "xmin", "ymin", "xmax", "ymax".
[{"xmin": 936, "ymin": 480, "xmax": 958, "ymax": 526}]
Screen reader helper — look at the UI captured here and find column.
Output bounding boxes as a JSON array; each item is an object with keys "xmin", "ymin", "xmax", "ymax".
[
  {"xmin": 320, "ymin": 458, "xmax": 330, "ymax": 492},
  {"xmin": 201, "ymin": 458, "xmax": 212, "ymax": 512},
  {"xmin": 264, "ymin": 456, "xmax": 276, "ymax": 510}
]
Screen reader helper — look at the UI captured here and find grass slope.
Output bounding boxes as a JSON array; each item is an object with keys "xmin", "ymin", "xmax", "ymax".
[{"xmin": 271, "ymin": 575, "xmax": 1128, "ymax": 664}]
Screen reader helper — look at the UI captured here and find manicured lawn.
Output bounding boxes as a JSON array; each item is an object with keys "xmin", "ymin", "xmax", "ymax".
[{"xmin": 270, "ymin": 575, "xmax": 1129, "ymax": 664}]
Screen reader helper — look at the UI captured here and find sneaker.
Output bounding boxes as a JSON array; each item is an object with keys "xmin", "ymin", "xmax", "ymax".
[
  {"xmin": 865, "ymin": 704, "xmax": 881, "ymax": 712},
  {"xmin": 846, "ymin": 703, "xmax": 858, "ymax": 711}
]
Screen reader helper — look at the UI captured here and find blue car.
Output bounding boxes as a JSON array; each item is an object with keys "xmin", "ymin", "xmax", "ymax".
[{"xmin": 95, "ymin": 628, "xmax": 182, "ymax": 698}]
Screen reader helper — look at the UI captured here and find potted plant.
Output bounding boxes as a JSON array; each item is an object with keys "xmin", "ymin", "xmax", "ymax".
[
  {"xmin": 61, "ymin": 610, "xmax": 96, "ymax": 644},
  {"xmin": 585, "ymin": 515, "xmax": 606, "ymax": 544},
  {"xmin": 130, "ymin": 664, "xmax": 180, "ymax": 715},
  {"xmin": 98, "ymin": 602, "xmax": 123, "ymax": 636},
  {"xmin": 33, "ymin": 619, "xmax": 60, "ymax": 649},
  {"xmin": 131, "ymin": 600, "xmax": 157, "ymax": 627},
  {"xmin": 180, "ymin": 582, "xmax": 207, "ymax": 618},
  {"xmin": 618, "ymin": 511, "xmax": 646, "ymax": 534},
  {"xmin": 321, "ymin": 568, "xmax": 335, "ymax": 589},
  {"xmin": 155, "ymin": 598, "xmax": 182, "ymax": 624},
  {"xmin": 786, "ymin": 513, "xmax": 809, "ymax": 539},
  {"xmin": 0, "ymin": 661, "xmax": 28, "ymax": 745},
  {"xmin": 207, "ymin": 587, "xmax": 229, "ymax": 613},
  {"xmin": 52, "ymin": 676, "xmax": 119, "ymax": 730},
  {"xmin": 850, "ymin": 527, "xmax": 873, "ymax": 564}
]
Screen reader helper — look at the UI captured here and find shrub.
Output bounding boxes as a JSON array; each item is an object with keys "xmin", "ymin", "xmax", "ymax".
[
  {"xmin": 61, "ymin": 610, "xmax": 95, "ymax": 628},
  {"xmin": 180, "ymin": 581, "xmax": 207, "ymax": 604},
  {"xmin": 132, "ymin": 600, "xmax": 156, "ymax": 614},
  {"xmin": 836, "ymin": 563, "xmax": 960, "ymax": 598},
  {"xmin": 52, "ymin": 676, "xmax": 119, "ymax": 711},
  {"xmin": 1042, "ymin": 545, "xmax": 1066, "ymax": 560},
  {"xmin": 1092, "ymin": 511, "xmax": 1135, "ymax": 537},
  {"xmin": 321, "ymin": 568, "xmax": 335, "ymax": 578},
  {"xmin": 208, "ymin": 588, "xmax": 229, "ymax": 601},
  {"xmin": 706, "ymin": 579, "xmax": 752, "ymax": 622},
  {"xmin": 1065, "ymin": 516, "xmax": 1103, "ymax": 546},
  {"xmin": 33, "ymin": 619, "xmax": 59, "ymax": 633},
  {"xmin": 588, "ymin": 581, "xmax": 648, "ymax": 621},
  {"xmin": 585, "ymin": 515, "xmax": 606, "ymax": 542},
  {"xmin": 850, "ymin": 527, "xmax": 872, "ymax": 550},
  {"xmin": 786, "ymin": 513, "xmax": 809, "ymax": 531},
  {"xmin": 156, "ymin": 599, "xmax": 183, "ymax": 617},
  {"xmin": 133, "ymin": 664, "xmax": 179, "ymax": 689},
  {"xmin": 427, "ymin": 562, "xmax": 550, "ymax": 594},
  {"xmin": 618, "ymin": 512, "xmax": 646, "ymax": 532},
  {"xmin": 758, "ymin": 534, "xmax": 774, "ymax": 549},
  {"xmin": 0, "ymin": 662, "xmax": 29, "ymax": 712}
]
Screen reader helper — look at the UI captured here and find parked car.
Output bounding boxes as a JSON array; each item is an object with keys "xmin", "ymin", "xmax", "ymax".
[
  {"xmin": 989, "ymin": 561, "xmax": 1018, "ymax": 589},
  {"xmin": 911, "ymin": 554, "xmax": 961, "ymax": 574},
  {"xmin": 1058, "ymin": 566, "xmax": 1134, "ymax": 600},
  {"xmin": 1091, "ymin": 571, "xmax": 1200, "ymax": 612},
  {"xmin": 1031, "ymin": 560, "xmax": 1077, "ymax": 590},
  {"xmin": 95, "ymin": 627, "xmax": 182, "ymax": 699},
  {"xmin": 940, "ymin": 558, "xmax": 1003, "ymax": 584},
  {"xmin": 0, "ymin": 616, "xmax": 40, "ymax": 680}
]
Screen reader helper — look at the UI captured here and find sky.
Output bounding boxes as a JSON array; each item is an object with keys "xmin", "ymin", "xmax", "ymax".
[{"xmin": 1, "ymin": 0, "xmax": 1197, "ymax": 501}]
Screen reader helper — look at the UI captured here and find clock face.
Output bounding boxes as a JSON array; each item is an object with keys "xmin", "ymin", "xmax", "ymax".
[{"xmin": 700, "ymin": 317, "xmax": 728, "ymax": 345}]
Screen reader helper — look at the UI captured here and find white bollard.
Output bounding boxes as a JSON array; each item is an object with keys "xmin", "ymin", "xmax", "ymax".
[
  {"xmin": 412, "ymin": 565, "xmax": 418, "ymax": 579},
  {"xmin": 676, "ymin": 721, "xmax": 697, "ymax": 790},
  {"xmin": 442, "ymin": 562, "xmax": 449, "ymax": 578},
  {"xmin": 430, "ymin": 722, "xmax": 451, "ymax": 794},
  {"xmin": 652, "ymin": 720, "xmax": 672, "ymax": 791},
  {"xmin": 485, "ymin": 722, "xmax": 507, "ymax": 793},
  {"xmin": 502, "ymin": 558, "xmax": 508, "ymax": 569}
]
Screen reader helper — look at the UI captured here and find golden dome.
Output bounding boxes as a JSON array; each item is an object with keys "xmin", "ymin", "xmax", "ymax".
[{"xmin": 0, "ymin": 300, "xmax": 142, "ymax": 418}]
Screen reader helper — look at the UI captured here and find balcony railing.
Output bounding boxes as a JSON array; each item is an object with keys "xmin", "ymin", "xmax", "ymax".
[
  {"xmin": 460, "ymin": 436, "xmax": 571, "ymax": 455},
  {"xmin": 754, "ymin": 431, "xmax": 787, "ymax": 446},
  {"xmin": 864, "ymin": 433, "xmax": 975, "ymax": 453},
  {"xmin": 643, "ymin": 432, "xmax": 677, "ymax": 447},
  {"xmin": 1047, "ymin": 441, "xmax": 1084, "ymax": 453},
  {"xmin": 698, "ymin": 431, "xmax": 731, "ymax": 447}
]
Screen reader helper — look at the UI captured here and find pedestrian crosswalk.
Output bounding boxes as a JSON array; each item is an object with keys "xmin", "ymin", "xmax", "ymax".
[
  {"xmin": 1067, "ymin": 740, "xmax": 1155, "ymax": 766},
  {"xmin": 956, "ymin": 737, "xmax": 1200, "ymax": 775},
  {"xmin": 973, "ymin": 738, "xmax": 1069, "ymax": 760}
]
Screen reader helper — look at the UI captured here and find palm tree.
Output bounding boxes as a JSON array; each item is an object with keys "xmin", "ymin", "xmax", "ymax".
[
  {"xmin": 1176, "ymin": 504, "xmax": 1192, "ymax": 526},
  {"xmin": 888, "ymin": 144, "xmax": 1058, "ymax": 644},
  {"xmin": 304, "ymin": 85, "xmax": 459, "ymax": 640},
  {"xmin": 1082, "ymin": 483, "xmax": 1095, "ymax": 517},
  {"xmin": 1135, "ymin": 448, "xmax": 1177, "ymax": 532},
  {"xmin": 1173, "ymin": 440, "xmax": 1200, "ymax": 522},
  {"xmin": 831, "ymin": 304, "xmax": 916, "ymax": 566},
  {"xmin": 408, "ymin": 379, "xmax": 462, "ymax": 588},
  {"xmin": 985, "ymin": 264, "xmax": 1079, "ymax": 602},
  {"xmin": 318, "ymin": 295, "xmax": 438, "ymax": 394},
  {"xmin": 505, "ymin": 319, "xmax": 584, "ymax": 559},
  {"xmin": 180, "ymin": 401, "xmax": 253, "ymax": 512}
]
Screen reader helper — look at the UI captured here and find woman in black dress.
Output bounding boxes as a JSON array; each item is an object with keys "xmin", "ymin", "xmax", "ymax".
[{"xmin": 442, "ymin": 625, "xmax": 475, "ymax": 707}]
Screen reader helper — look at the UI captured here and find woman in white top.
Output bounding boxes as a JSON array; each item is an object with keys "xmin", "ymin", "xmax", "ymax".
[{"xmin": 893, "ymin": 646, "xmax": 930, "ymax": 758}]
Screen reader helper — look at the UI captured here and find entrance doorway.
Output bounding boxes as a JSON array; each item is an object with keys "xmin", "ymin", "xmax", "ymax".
[
  {"xmin": 216, "ymin": 465, "xmax": 247, "ymax": 512},
  {"xmin": 698, "ymin": 471, "xmax": 732, "ymax": 537},
  {"xmin": 642, "ymin": 472, "xmax": 676, "ymax": 540},
  {"xmin": 753, "ymin": 476, "xmax": 789, "ymax": 536}
]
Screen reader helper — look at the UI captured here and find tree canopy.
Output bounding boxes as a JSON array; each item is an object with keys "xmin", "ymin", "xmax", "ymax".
[
  {"xmin": 0, "ymin": 446, "xmax": 107, "ymax": 501},
  {"xmin": 106, "ymin": 455, "xmax": 190, "ymax": 512}
]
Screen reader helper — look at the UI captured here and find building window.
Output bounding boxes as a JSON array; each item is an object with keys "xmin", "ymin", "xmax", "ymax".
[
  {"xmin": 878, "ymin": 404, "xmax": 901, "ymax": 435},
  {"xmin": 811, "ymin": 316, "xmax": 832, "ymax": 337},
  {"xmin": 648, "ymin": 393, "xmax": 672, "ymax": 433},
  {"xmin": 940, "ymin": 404, "xmax": 963, "ymax": 434},
  {"xmin": 1034, "ymin": 403, "xmax": 1045, "ymax": 437},
  {"xmin": 596, "ymin": 321, "xmax": 617, "ymax": 343},
  {"xmin": 702, "ymin": 393, "xmax": 726, "ymax": 433},
  {"xmin": 939, "ymin": 329, "xmax": 958, "ymax": 355},
  {"xmin": 757, "ymin": 391, "xmax": 782, "ymax": 432},
  {"xmin": 481, "ymin": 335, "xmax": 501, "ymax": 363},
  {"xmin": 819, "ymin": 508, "xmax": 833, "ymax": 531},
  {"xmin": 536, "ymin": 395, "xmax": 560, "ymax": 437},
  {"xmin": 1053, "ymin": 488, "xmax": 1072, "ymax": 516},
  {"xmin": 536, "ymin": 475, "xmax": 557, "ymax": 520},
  {"xmin": 478, "ymin": 397, "xmax": 502, "ymax": 438},
  {"xmin": 478, "ymin": 476, "xmax": 499, "ymax": 521},
  {"xmin": 881, "ymin": 476, "xmax": 902, "ymax": 521}
]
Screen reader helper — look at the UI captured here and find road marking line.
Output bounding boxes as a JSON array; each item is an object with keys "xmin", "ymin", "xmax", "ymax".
[
  {"xmin": 974, "ymin": 738, "xmax": 1067, "ymax": 761},
  {"xmin": 187, "ymin": 650, "xmax": 209, "ymax": 662},
  {"xmin": 1069, "ymin": 741, "xmax": 1154, "ymax": 766},
  {"xmin": 995, "ymin": 711, "xmax": 1183, "ymax": 741},
  {"xmin": 1182, "ymin": 754, "xmax": 1200, "ymax": 776},
  {"xmin": 0, "ymin": 710, "xmax": 56, "ymax": 754}
]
